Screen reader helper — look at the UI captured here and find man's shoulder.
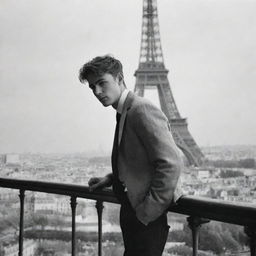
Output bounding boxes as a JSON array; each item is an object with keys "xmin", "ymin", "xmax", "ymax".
[
  {"xmin": 125, "ymin": 93, "xmax": 168, "ymax": 127},
  {"xmin": 127, "ymin": 92, "xmax": 159, "ymax": 112}
]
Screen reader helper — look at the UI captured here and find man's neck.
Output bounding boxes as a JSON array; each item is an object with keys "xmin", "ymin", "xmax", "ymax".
[{"xmin": 112, "ymin": 85, "xmax": 126, "ymax": 110}]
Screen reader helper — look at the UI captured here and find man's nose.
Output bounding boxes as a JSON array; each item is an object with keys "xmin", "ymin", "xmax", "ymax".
[{"xmin": 94, "ymin": 85, "xmax": 102, "ymax": 95}]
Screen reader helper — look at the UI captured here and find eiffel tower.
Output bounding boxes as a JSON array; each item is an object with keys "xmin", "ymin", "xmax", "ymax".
[{"xmin": 134, "ymin": 0, "xmax": 205, "ymax": 166}]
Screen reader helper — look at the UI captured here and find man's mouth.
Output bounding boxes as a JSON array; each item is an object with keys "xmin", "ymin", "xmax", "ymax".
[{"xmin": 99, "ymin": 96, "xmax": 107, "ymax": 102}]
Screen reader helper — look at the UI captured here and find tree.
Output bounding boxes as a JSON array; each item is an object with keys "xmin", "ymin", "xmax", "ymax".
[
  {"xmin": 221, "ymin": 230, "xmax": 239, "ymax": 252},
  {"xmin": 199, "ymin": 227, "xmax": 224, "ymax": 254},
  {"xmin": 168, "ymin": 221, "xmax": 246, "ymax": 255},
  {"xmin": 220, "ymin": 169, "xmax": 244, "ymax": 178},
  {"xmin": 239, "ymin": 158, "xmax": 256, "ymax": 168},
  {"xmin": 48, "ymin": 216, "xmax": 65, "ymax": 230},
  {"xmin": 33, "ymin": 216, "xmax": 48, "ymax": 230}
]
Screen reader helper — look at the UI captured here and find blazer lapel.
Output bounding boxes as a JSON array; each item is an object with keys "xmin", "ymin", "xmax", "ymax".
[{"xmin": 118, "ymin": 91, "xmax": 134, "ymax": 146}]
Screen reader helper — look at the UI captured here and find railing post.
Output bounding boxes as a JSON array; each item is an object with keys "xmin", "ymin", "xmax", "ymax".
[
  {"xmin": 187, "ymin": 216, "xmax": 210, "ymax": 256},
  {"xmin": 70, "ymin": 196, "xmax": 77, "ymax": 256},
  {"xmin": 244, "ymin": 226, "xmax": 256, "ymax": 256},
  {"xmin": 96, "ymin": 200, "xmax": 104, "ymax": 256},
  {"xmin": 18, "ymin": 189, "xmax": 25, "ymax": 256}
]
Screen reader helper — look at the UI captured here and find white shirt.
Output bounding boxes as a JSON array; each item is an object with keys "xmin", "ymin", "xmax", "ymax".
[
  {"xmin": 117, "ymin": 89, "xmax": 129, "ymax": 114},
  {"xmin": 116, "ymin": 88, "xmax": 129, "ymax": 189}
]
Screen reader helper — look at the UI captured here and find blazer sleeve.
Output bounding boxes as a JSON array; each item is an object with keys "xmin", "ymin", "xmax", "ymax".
[{"xmin": 132, "ymin": 102, "xmax": 183, "ymax": 225}]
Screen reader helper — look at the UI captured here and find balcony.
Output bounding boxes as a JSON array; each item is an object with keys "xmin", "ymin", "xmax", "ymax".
[{"xmin": 0, "ymin": 177, "xmax": 256, "ymax": 256}]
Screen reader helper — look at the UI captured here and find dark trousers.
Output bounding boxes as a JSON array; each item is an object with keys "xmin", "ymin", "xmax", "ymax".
[{"xmin": 120, "ymin": 196, "xmax": 170, "ymax": 256}]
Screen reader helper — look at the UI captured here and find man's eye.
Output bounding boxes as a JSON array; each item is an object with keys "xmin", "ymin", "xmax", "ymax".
[{"xmin": 99, "ymin": 81, "xmax": 106, "ymax": 86}]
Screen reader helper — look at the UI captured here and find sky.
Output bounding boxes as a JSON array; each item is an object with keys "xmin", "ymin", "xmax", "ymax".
[{"xmin": 0, "ymin": 0, "xmax": 255, "ymax": 155}]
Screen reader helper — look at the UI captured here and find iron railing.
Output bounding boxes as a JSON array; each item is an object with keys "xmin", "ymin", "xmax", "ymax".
[{"xmin": 0, "ymin": 177, "xmax": 256, "ymax": 256}]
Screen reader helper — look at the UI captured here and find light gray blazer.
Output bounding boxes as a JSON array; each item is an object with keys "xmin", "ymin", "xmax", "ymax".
[{"xmin": 111, "ymin": 91, "xmax": 183, "ymax": 225}]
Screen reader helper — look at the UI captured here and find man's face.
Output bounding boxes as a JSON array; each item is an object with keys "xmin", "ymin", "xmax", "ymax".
[{"xmin": 87, "ymin": 73, "xmax": 122, "ymax": 108}]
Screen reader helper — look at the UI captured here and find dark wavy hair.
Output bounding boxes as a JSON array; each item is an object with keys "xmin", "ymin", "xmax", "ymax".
[{"xmin": 79, "ymin": 55, "xmax": 124, "ymax": 83}]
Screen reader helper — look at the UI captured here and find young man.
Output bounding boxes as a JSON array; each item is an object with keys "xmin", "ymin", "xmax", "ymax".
[{"xmin": 79, "ymin": 55, "xmax": 183, "ymax": 256}]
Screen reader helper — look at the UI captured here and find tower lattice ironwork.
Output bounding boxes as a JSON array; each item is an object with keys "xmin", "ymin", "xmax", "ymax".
[{"xmin": 134, "ymin": 0, "xmax": 205, "ymax": 166}]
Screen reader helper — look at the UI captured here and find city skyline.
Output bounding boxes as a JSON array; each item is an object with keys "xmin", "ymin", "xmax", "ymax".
[{"xmin": 0, "ymin": 0, "xmax": 255, "ymax": 154}]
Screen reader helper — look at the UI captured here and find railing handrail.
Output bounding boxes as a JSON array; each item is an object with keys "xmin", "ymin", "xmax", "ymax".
[{"xmin": 1, "ymin": 177, "xmax": 256, "ymax": 227}]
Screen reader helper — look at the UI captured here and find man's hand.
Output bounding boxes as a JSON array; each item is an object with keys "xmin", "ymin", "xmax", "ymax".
[{"xmin": 88, "ymin": 175, "xmax": 112, "ymax": 192}]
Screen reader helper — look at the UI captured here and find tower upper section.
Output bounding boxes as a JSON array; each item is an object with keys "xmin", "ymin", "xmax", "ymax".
[{"xmin": 139, "ymin": 0, "xmax": 165, "ymax": 69}]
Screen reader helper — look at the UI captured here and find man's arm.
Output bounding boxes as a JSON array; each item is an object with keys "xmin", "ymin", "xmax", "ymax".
[
  {"xmin": 132, "ymin": 102, "xmax": 183, "ymax": 225},
  {"xmin": 88, "ymin": 173, "xmax": 113, "ymax": 191}
]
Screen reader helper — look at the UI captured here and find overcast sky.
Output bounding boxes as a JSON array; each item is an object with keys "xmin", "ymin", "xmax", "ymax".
[{"xmin": 0, "ymin": 0, "xmax": 255, "ymax": 155}]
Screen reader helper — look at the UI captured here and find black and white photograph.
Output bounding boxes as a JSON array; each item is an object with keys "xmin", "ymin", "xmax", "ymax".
[{"xmin": 0, "ymin": 0, "xmax": 255, "ymax": 255}]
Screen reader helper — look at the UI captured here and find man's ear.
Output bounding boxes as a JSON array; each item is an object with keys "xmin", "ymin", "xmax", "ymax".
[{"xmin": 117, "ymin": 73, "xmax": 124, "ymax": 84}]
